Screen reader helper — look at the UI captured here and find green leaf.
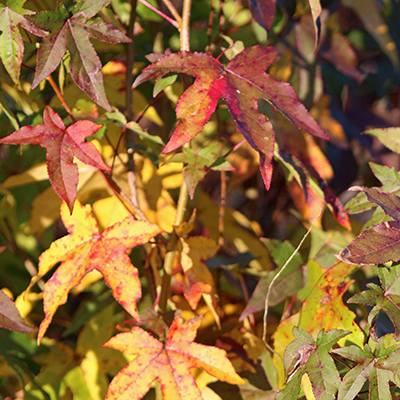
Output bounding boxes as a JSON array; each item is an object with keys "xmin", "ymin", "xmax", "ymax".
[
  {"xmin": 333, "ymin": 340, "xmax": 400, "ymax": 400},
  {"xmin": 240, "ymin": 239, "xmax": 303, "ymax": 320},
  {"xmin": 168, "ymin": 145, "xmax": 234, "ymax": 198},
  {"xmin": 277, "ymin": 327, "xmax": 349, "ymax": 400},
  {"xmin": 0, "ymin": 0, "xmax": 45, "ymax": 87},
  {"xmin": 349, "ymin": 266, "xmax": 400, "ymax": 340},
  {"xmin": 365, "ymin": 127, "xmax": 400, "ymax": 154}
]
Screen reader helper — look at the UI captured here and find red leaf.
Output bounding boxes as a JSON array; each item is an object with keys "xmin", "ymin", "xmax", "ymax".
[
  {"xmin": 104, "ymin": 316, "xmax": 245, "ymax": 399},
  {"xmin": 133, "ymin": 46, "xmax": 328, "ymax": 189},
  {"xmin": 248, "ymin": 0, "xmax": 276, "ymax": 31},
  {"xmin": 0, "ymin": 106, "xmax": 110, "ymax": 212},
  {"xmin": 36, "ymin": 200, "xmax": 162, "ymax": 344}
]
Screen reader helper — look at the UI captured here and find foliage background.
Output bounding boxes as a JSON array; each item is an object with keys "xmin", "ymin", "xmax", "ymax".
[{"xmin": 0, "ymin": 0, "xmax": 400, "ymax": 399}]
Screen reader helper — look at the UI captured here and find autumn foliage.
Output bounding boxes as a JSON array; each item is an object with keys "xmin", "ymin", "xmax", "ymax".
[{"xmin": 1, "ymin": 0, "xmax": 400, "ymax": 399}]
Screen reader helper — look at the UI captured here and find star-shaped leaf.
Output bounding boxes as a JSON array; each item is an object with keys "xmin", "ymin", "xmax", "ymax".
[
  {"xmin": 277, "ymin": 327, "xmax": 349, "ymax": 400},
  {"xmin": 167, "ymin": 145, "xmax": 234, "ymax": 198},
  {"xmin": 0, "ymin": 0, "xmax": 45, "ymax": 87},
  {"xmin": 133, "ymin": 45, "xmax": 328, "ymax": 189},
  {"xmin": 333, "ymin": 339, "xmax": 400, "ymax": 400},
  {"xmin": 338, "ymin": 188, "xmax": 400, "ymax": 265},
  {"xmin": 0, "ymin": 106, "xmax": 110, "ymax": 212},
  {"xmin": 35, "ymin": 200, "xmax": 162, "ymax": 344},
  {"xmin": 28, "ymin": 0, "xmax": 131, "ymax": 111},
  {"xmin": 103, "ymin": 316, "xmax": 245, "ymax": 400},
  {"xmin": 348, "ymin": 265, "xmax": 400, "ymax": 340}
]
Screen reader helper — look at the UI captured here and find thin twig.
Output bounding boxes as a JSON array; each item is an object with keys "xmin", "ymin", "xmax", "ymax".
[
  {"xmin": 158, "ymin": 0, "xmax": 192, "ymax": 314},
  {"xmin": 262, "ymin": 210, "xmax": 322, "ymax": 361},
  {"xmin": 46, "ymin": 75, "xmax": 75, "ymax": 122},
  {"xmin": 161, "ymin": 0, "xmax": 182, "ymax": 24},
  {"xmin": 125, "ymin": 0, "xmax": 140, "ymax": 209},
  {"xmin": 138, "ymin": 0, "xmax": 179, "ymax": 28}
]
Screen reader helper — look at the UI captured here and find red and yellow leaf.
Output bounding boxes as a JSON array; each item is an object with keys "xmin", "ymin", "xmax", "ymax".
[
  {"xmin": 0, "ymin": 106, "xmax": 110, "ymax": 212},
  {"xmin": 36, "ymin": 200, "xmax": 162, "ymax": 344},
  {"xmin": 104, "ymin": 316, "xmax": 245, "ymax": 400},
  {"xmin": 133, "ymin": 45, "xmax": 328, "ymax": 189}
]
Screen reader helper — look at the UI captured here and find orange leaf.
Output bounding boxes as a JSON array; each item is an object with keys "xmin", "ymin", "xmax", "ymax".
[
  {"xmin": 103, "ymin": 316, "xmax": 245, "ymax": 400},
  {"xmin": 180, "ymin": 236, "xmax": 219, "ymax": 309},
  {"xmin": 36, "ymin": 200, "xmax": 162, "ymax": 344}
]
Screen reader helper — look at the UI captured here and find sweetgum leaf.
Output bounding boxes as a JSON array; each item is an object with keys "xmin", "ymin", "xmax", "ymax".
[
  {"xmin": 0, "ymin": 290, "xmax": 36, "ymax": 333},
  {"xmin": 0, "ymin": 0, "xmax": 45, "ymax": 87},
  {"xmin": 337, "ymin": 223, "xmax": 400, "ymax": 265},
  {"xmin": 133, "ymin": 45, "xmax": 328, "ymax": 189},
  {"xmin": 357, "ymin": 187, "xmax": 400, "ymax": 222},
  {"xmin": 364, "ymin": 127, "xmax": 400, "ymax": 154},
  {"xmin": 333, "ymin": 340, "xmax": 400, "ymax": 400},
  {"xmin": 348, "ymin": 266, "xmax": 400, "ymax": 340},
  {"xmin": 103, "ymin": 316, "xmax": 245, "ymax": 400},
  {"xmin": 239, "ymin": 239, "xmax": 303, "ymax": 320},
  {"xmin": 28, "ymin": 0, "xmax": 131, "ymax": 111},
  {"xmin": 35, "ymin": 200, "xmax": 162, "ymax": 344},
  {"xmin": 248, "ymin": 0, "xmax": 276, "ymax": 31},
  {"xmin": 277, "ymin": 327, "xmax": 349, "ymax": 400},
  {"xmin": 0, "ymin": 106, "xmax": 110, "ymax": 212},
  {"xmin": 168, "ymin": 146, "xmax": 234, "ymax": 198}
]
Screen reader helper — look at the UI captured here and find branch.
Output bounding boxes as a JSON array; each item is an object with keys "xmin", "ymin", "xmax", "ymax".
[{"xmin": 158, "ymin": 0, "xmax": 192, "ymax": 314}]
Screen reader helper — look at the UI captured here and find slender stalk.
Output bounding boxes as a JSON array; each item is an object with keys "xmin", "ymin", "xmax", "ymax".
[
  {"xmin": 161, "ymin": 0, "xmax": 182, "ymax": 24},
  {"xmin": 158, "ymin": 0, "xmax": 192, "ymax": 314},
  {"xmin": 125, "ymin": 0, "xmax": 140, "ymax": 208},
  {"xmin": 138, "ymin": 0, "xmax": 179, "ymax": 28},
  {"xmin": 46, "ymin": 75, "xmax": 75, "ymax": 122},
  {"xmin": 262, "ymin": 211, "xmax": 321, "ymax": 361}
]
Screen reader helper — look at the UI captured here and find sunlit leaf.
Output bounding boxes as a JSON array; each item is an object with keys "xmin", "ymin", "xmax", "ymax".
[
  {"xmin": 277, "ymin": 327, "xmax": 349, "ymax": 400},
  {"xmin": 35, "ymin": 200, "xmax": 162, "ymax": 344},
  {"xmin": 104, "ymin": 316, "xmax": 245, "ymax": 400},
  {"xmin": 133, "ymin": 45, "xmax": 327, "ymax": 189},
  {"xmin": 0, "ymin": 107, "xmax": 110, "ymax": 212}
]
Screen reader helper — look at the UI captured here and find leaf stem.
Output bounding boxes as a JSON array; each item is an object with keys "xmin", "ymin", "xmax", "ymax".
[
  {"xmin": 137, "ymin": 0, "xmax": 179, "ymax": 28},
  {"xmin": 161, "ymin": 0, "xmax": 182, "ymax": 24},
  {"xmin": 46, "ymin": 76, "xmax": 75, "ymax": 122},
  {"xmin": 158, "ymin": 0, "xmax": 192, "ymax": 314}
]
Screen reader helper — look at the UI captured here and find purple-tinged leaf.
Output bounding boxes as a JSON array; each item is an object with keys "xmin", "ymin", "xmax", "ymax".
[
  {"xmin": 133, "ymin": 46, "xmax": 328, "ymax": 189},
  {"xmin": 248, "ymin": 0, "xmax": 276, "ymax": 31},
  {"xmin": 357, "ymin": 187, "xmax": 400, "ymax": 222},
  {"xmin": 337, "ymin": 223, "xmax": 400, "ymax": 265},
  {"xmin": 0, "ymin": 290, "xmax": 36, "ymax": 333},
  {"xmin": 28, "ymin": 2, "xmax": 131, "ymax": 111}
]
